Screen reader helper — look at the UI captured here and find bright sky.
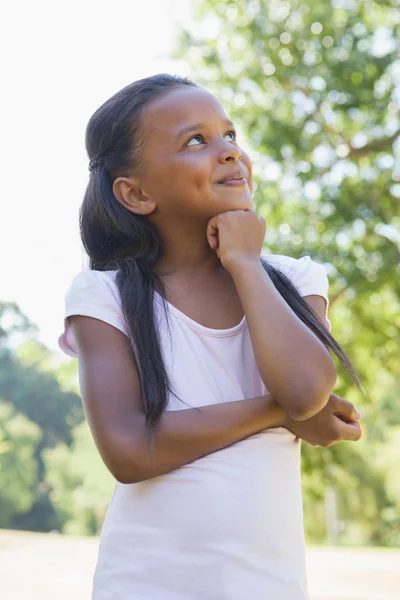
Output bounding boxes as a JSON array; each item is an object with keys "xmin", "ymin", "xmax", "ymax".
[{"xmin": 2, "ymin": 0, "xmax": 193, "ymax": 358}]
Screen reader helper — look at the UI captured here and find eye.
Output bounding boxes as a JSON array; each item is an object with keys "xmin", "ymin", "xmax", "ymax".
[
  {"xmin": 186, "ymin": 134, "xmax": 205, "ymax": 147},
  {"xmin": 185, "ymin": 130, "xmax": 237, "ymax": 147}
]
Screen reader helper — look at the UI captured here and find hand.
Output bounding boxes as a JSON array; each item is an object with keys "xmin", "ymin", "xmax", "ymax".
[
  {"xmin": 206, "ymin": 210, "xmax": 266, "ymax": 271},
  {"xmin": 283, "ymin": 393, "xmax": 362, "ymax": 447}
]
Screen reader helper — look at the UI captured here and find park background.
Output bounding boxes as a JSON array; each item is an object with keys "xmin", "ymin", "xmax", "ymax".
[{"xmin": 1, "ymin": 0, "xmax": 399, "ymax": 598}]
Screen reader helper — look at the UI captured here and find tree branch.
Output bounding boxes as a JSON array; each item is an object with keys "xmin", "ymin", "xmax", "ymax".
[
  {"xmin": 329, "ymin": 286, "xmax": 348, "ymax": 307},
  {"xmin": 347, "ymin": 128, "xmax": 400, "ymax": 158}
]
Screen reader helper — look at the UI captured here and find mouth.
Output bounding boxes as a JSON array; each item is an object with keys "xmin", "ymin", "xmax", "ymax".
[
  {"xmin": 217, "ymin": 178, "xmax": 247, "ymax": 187},
  {"xmin": 216, "ymin": 171, "xmax": 247, "ymax": 185}
]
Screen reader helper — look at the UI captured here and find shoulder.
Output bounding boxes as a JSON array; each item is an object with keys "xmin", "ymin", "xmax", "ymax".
[
  {"xmin": 261, "ymin": 251, "xmax": 331, "ymax": 331},
  {"xmin": 65, "ymin": 267, "xmax": 119, "ymax": 299},
  {"xmin": 261, "ymin": 251, "xmax": 329, "ymax": 297},
  {"xmin": 261, "ymin": 251, "xmax": 300, "ymax": 277},
  {"xmin": 59, "ymin": 267, "xmax": 127, "ymax": 358}
]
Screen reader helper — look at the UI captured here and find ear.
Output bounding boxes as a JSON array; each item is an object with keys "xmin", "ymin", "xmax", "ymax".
[{"xmin": 112, "ymin": 177, "xmax": 157, "ymax": 216}]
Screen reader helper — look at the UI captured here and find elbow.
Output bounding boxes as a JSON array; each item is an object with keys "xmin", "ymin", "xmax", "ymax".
[
  {"xmin": 112, "ymin": 460, "xmax": 146, "ymax": 485},
  {"xmin": 115, "ymin": 472, "xmax": 141, "ymax": 485},
  {"xmin": 288, "ymin": 399, "xmax": 327, "ymax": 421},
  {"xmin": 105, "ymin": 440, "xmax": 147, "ymax": 485},
  {"xmin": 288, "ymin": 368, "xmax": 337, "ymax": 422},
  {"xmin": 288, "ymin": 393, "xmax": 329, "ymax": 421},
  {"xmin": 92, "ymin": 418, "xmax": 150, "ymax": 484},
  {"xmin": 107, "ymin": 457, "xmax": 138, "ymax": 484},
  {"xmin": 112, "ymin": 451, "xmax": 149, "ymax": 484}
]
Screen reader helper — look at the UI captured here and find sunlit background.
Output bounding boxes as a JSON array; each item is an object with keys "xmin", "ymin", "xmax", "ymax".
[
  {"xmin": 1, "ymin": 0, "xmax": 193, "ymax": 354},
  {"xmin": 1, "ymin": 0, "xmax": 400, "ymax": 599}
]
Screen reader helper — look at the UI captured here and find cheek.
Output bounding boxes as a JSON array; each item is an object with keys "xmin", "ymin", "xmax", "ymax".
[
  {"xmin": 172, "ymin": 154, "xmax": 212, "ymax": 190},
  {"xmin": 241, "ymin": 151, "xmax": 253, "ymax": 189},
  {"xmin": 148, "ymin": 157, "xmax": 211, "ymax": 211}
]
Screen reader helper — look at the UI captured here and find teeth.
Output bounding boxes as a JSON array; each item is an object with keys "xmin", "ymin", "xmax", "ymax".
[{"xmin": 218, "ymin": 176, "xmax": 245, "ymax": 183}]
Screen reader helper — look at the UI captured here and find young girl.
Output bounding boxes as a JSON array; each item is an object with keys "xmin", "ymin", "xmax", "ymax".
[{"xmin": 58, "ymin": 74, "xmax": 362, "ymax": 599}]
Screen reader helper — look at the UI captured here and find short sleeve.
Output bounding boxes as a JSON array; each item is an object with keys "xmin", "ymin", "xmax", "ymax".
[
  {"xmin": 262, "ymin": 252, "xmax": 332, "ymax": 332},
  {"xmin": 58, "ymin": 268, "xmax": 129, "ymax": 358}
]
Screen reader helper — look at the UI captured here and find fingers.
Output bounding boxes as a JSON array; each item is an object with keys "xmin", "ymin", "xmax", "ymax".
[
  {"xmin": 335, "ymin": 418, "xmax": 362, "ymax": 442},
  {"xmin": 331, "ymin": 394, "xmax": 360, "ymax": 423},
  {"xmin": 206, "ymin": 217, "xmax": 219, "ymax": 250}
]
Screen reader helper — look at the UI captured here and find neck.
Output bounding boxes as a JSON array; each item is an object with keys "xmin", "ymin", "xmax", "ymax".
[{"xmin": 153, "ymin": 228, "xmax": 223, "ymax": 278}]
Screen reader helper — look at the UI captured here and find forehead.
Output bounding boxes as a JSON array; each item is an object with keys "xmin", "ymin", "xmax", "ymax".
[{"xmin": 142, "ymin": 87, "xmax": 229, "ymax": 138}]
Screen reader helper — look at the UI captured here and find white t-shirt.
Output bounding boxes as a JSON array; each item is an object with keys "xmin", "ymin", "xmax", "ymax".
[{"xmin": 58, "ymin": 253, "xmax": 331, "ymax": 600}]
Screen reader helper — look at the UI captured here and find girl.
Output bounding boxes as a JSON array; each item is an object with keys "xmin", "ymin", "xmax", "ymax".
[{"xmin": 58, "ymin": 74, "xmax": 362, "ymax": 599}]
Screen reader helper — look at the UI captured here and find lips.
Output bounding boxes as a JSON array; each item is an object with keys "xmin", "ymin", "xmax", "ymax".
[{"xmin": 216, "ymin": 171, "xmax": 246, "ymax": 184}]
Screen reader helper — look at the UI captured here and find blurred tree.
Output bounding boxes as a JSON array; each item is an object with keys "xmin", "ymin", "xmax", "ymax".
[
  {"xmin": 0, "ymin": 342, "xmax": 83, "ymax": 449},
  {"xmin": 16, "ymin": 338, "xmax": 80, "ymax": 396},
  {"xmin": 43, "ymin": 420, "xmax": 115, "ymax": 536},
  {"xmin": 0, "ymin": 401, "xmax": 41, "ymax": 526},
  {"xmin": 0, "ymin": 301, "xmax": 38, "ymax": 348},
  {"xmin": 176, "ymin": 0, "xmax": 400, "ymax": 385},
  {"xmin": 176, "ymin": 0, "xmax": 400, "ymax": 544},
  {"xmin": 2, "ymin": 1, "xmax": 399, "ymax": 542},
  {"xmin": 0, "ymin": 303, "xmax": 85, "ymax": 531}
]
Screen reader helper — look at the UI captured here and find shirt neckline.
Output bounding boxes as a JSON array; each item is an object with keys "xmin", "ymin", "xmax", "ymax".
[
  {"xmin": 153, "ymin": 290, "xmax": 247, "ymax": 338},
  {"xmin": 102, "ymin": 268, "xmax": 248, "ymax": 338}
]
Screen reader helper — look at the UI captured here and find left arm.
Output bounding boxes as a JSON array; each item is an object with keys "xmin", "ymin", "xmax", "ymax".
[
  {"xmin": 229, "ymin": 259, "xmax": 337, "ymax": 421},
  {"xmin": 302, "ymin": 295, "xmax": 331, "ymax": 332}
]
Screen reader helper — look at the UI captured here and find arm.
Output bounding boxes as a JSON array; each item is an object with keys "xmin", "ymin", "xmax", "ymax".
[
  {"xmin": 228, "ymin": 259, "xmax": 337, "ymax": 421},
  {"xmin": 302, "ymin": 295, "xmax": 331, "ymax": 332},
  {"xmin": 70, "ymin": 315, "xmax": 285, "ymax": 484}
]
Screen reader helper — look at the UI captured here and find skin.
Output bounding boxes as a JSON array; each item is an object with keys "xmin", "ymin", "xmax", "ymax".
[
  {"xmin": 70, "ymin": 85, "xmax": 361, "ymax": 484},
  {"xmin": 112, "ymin": 86, "xmax": 253, "ymax": 275},
  {"xmin": 106, "ymin": 83, "xmax": 361, "ymax": 441}
]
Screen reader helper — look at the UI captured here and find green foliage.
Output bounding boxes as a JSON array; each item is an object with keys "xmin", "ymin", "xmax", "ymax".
[
  {"xmin": 0, "ymin": 301, "xmax": 38, "ymax": 347},
  {"xmin": 15, "ymin": 337, "xmax": 81, "ymax": 396},
  {"xmin": 0, "ymin": 308, "xmax": 113, "ymax": 535},
  {"xmin": 0, "ymin": 401, "xmax": 41, "ymax": 526},
  {"xmin": 0, "ymin": 303, "xmax": 85, "ymax": 531},
  {"xmin": 0, "ymin": 342, "xmax": 83, "ymax": 449},
  {"xmin": 0, "ymin": 1, "xmax": 399, "ymax": 543},
  {"xmin": 176, "ymin": 0, "xmax": 400, "ymax": 544},
  {"xmin": 43, "ymin": 421, "xmax": 115, "ymax": 536}
]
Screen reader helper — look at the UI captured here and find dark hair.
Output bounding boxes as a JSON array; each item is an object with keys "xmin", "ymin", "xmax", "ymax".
[{"xmin": 80, "ymin": 73, "xmax": 364, "ymax": 450}]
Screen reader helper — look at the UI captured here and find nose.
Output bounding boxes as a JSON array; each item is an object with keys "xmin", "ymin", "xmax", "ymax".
[{"xmin": 217, "ymin": 140, "xmax": 242, "ymax": 163}]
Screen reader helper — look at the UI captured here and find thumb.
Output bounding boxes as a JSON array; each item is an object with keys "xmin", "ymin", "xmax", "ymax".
[
  {"xmin": 206, "ymin": 217, "xmax": 220, "ymax": 250},
  {"xmin": 333, "ymin": 397, "xmax": 359, "ymax": 423},
  {"xmin": 336, "ymin": 418, "xmax": 362, "ymax": 442}
]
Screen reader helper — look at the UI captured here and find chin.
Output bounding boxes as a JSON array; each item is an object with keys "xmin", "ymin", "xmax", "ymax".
[
  {"xmin": 228, "ymin": 197, "xmax": 255, "ymax": 211},
  {"xmin": 210, "ymin": 190, "xmax": 254, "ymax": 215}
]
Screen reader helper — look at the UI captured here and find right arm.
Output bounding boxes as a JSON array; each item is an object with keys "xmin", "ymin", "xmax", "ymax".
[{"xmin": 70, "ymin": 315, "xmax": 285, "ymax": 484}]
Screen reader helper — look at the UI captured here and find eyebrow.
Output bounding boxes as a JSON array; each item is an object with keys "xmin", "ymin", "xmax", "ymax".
[{"xmin": 176, "ymin": 119, "xmax": 235, "ymax": 140}]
